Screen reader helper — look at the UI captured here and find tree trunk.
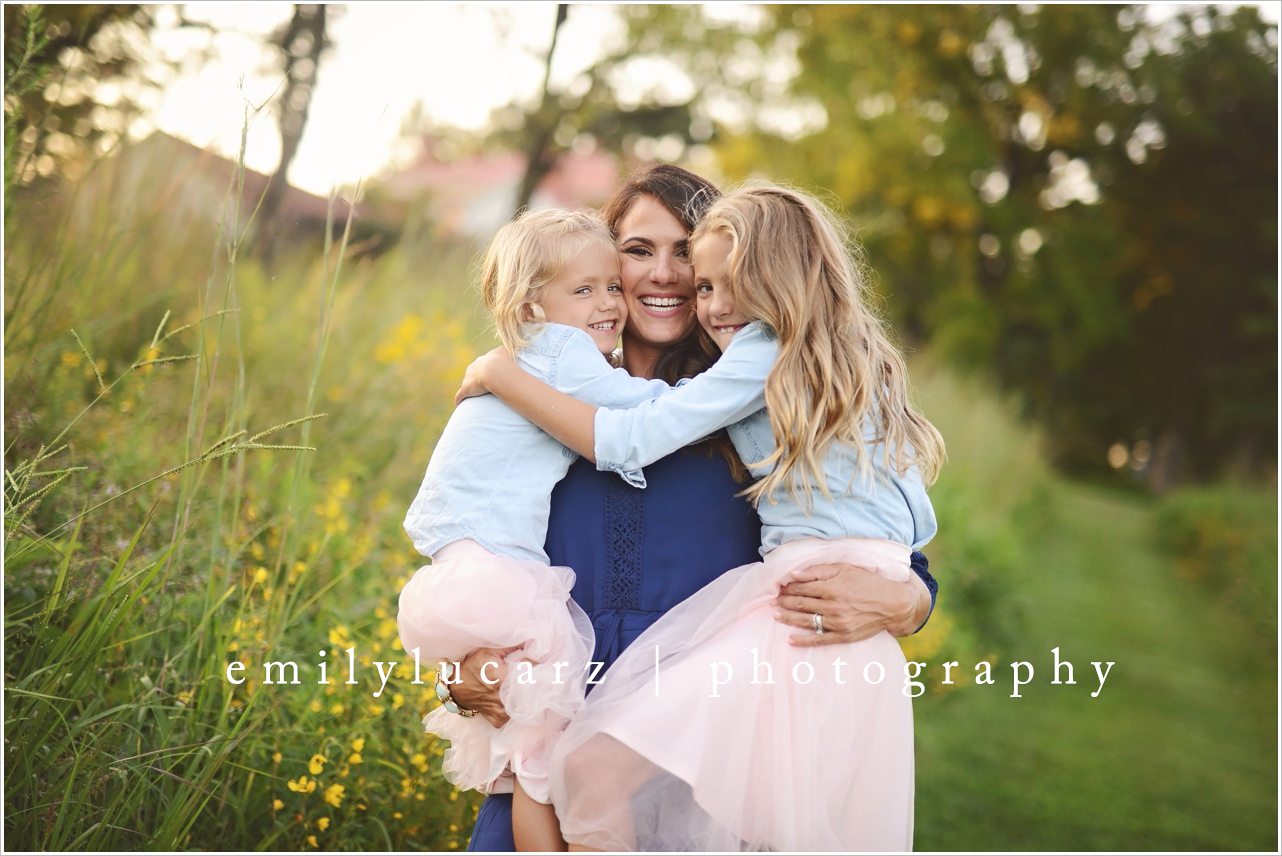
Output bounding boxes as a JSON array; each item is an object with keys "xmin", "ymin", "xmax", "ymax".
[
  {"xmin": 256, "ymin": 4, "xmax": 327, "ymax": 263},
  {"xmin": 513, "ymin": 4, "xmax": 569, "ymax": 215}
]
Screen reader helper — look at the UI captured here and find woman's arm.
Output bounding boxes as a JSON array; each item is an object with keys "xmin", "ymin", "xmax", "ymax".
[
  {"xmin": 774, "ymin": 553, "xmax": 936, "ymax": 646},
  {"xmin": 446, "ymin": 646, "xmax": 519, "ymax": 728}
]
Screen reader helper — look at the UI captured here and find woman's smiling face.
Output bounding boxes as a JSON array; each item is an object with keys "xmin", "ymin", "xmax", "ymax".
[{"xmin": 615, "ymin": 195, "xmax": 698, "ymax": 355}]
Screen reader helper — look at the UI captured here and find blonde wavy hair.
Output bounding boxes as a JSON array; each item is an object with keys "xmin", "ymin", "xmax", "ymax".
[
  {"xmin": 480, "ymin": 208, "xmax": 616, "ymax": 353},
  {"xmin": 691, "ymin": 183, "xmax": 946, "ymax": 507}
]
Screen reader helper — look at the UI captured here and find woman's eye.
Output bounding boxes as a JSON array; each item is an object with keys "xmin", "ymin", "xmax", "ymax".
[
  {"xmin": 675, "ymin": 247, "xmax": 691, "ymax": 261},
  {"xmin": 624, "ymin": 246, "xmax": 651, "ymax": 258}
]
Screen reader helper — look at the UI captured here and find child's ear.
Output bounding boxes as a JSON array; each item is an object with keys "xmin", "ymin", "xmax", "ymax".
[{"xmin": 519, "ymin": 303, "xmax": 535, "ymax": 323}]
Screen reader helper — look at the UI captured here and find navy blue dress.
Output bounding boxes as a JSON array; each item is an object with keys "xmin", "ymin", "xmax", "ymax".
[{"xmin": 467, "ymin": 451, "xmax": 937, "ymax": 851}]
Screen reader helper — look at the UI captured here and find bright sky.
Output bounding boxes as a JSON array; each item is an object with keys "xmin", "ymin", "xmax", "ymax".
[{"xmin": 145, "ymin": 3, "xmax": 626, "ymax": 195}]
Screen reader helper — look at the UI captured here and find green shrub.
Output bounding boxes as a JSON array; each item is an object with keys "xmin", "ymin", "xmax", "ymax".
[{"xmin": 1154, "ymin": 482, "xmax": 1278, "ymax": 637}]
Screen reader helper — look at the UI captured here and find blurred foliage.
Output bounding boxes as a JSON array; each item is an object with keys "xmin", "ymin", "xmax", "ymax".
[
  {"xmin": 1154, "ymin": 482, "xmax": 1279, "ymax": 638},
  {"xmin": 624, "ymin": 3, "xmax": 1278, "ymax": 488},
  {"xmin": 2, "ymin": 4, "xmax": 174, "ymax": 183},
  {"xmin": 428, "ymin": 5, "xmax": 713, "ymax": 204}
]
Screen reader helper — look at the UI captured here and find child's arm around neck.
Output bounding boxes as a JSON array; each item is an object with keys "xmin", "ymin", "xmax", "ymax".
[{"xmin": 460, "ymin": 324, "xmax": 673, "ymax": 463}]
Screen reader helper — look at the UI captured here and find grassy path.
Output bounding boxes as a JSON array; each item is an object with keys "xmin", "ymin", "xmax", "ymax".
[{"xmin": 914, "ymin": 482, "xmax": 1277, "ymax": 851}]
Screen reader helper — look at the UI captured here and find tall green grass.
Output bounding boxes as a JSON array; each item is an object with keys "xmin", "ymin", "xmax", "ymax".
[{"xmin": 4, "ymin": 64, "xmax": 487, "ymax": 845}]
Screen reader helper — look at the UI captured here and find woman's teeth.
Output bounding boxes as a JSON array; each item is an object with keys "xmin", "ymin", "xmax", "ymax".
[{"xmin": 639, "ymin": 296, "xmax": 686, "ymax": 310}]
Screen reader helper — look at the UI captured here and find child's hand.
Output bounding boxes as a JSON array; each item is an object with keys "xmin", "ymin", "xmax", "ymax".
[{"xmin": 455, "ymin": 348, "xmax": 512, "ymax": 405}]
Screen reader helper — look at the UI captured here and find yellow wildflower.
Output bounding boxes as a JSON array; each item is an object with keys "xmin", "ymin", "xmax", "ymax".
[
  {"xmin": 306, "ymin": 835, "xmax": 318, "ymax": 848},
  {"xmin": 348, "ymin": 752, "xmax": 362, "ymax": 765},
  {"xmin": 287, "ymin": 776, "xmax": 316, "ymax": 794},
  {"xmin": 410, "ymin": 753, "xmax": 428, "ymax": 772},
  {"xmin": 323, "ymin": 783, "xmax": 346, "ymax": 808},
  {"xmin": 252, "ymin": 566, "xmax": 269, "ymax": 586},
  {"xmin": 272, "ymin": 798, "xmax": 284, "ymax": 811},
  {"xmin": 315, "ymin": 817, "xmax": 330, "ymax": 831},
  {"xmin": 308, "ymin": 754, "xmax": 326, "ymax": 775},
  {"xmin": 272, "ymin": 752, "xmax": 282, "ymax": 765},
  {"xmin": 308, "ymin": 699, "xmax": 323, "ymax": 714},
  {"xmin": 351, "ymin": 737, "xmax": 365, "ymax": 753}
]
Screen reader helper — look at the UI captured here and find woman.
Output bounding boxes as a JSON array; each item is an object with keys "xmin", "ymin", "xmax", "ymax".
[{"xmin": 448, "ymin": 166, "xmax": 938, "ymax": 851}]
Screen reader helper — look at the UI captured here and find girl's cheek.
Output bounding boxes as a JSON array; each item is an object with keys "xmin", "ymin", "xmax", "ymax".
[{"xmin": 694, "ymin": 298, "xmax": 710, "ymax": 331}]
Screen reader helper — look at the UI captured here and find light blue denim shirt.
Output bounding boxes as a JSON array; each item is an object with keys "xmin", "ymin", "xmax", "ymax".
[
  {"xmin": 594, "ymin": 322, "xmax": 937, "ymax": 554},
  {"xmin": 404, "ymin": 323, "xmax": 671, "ymax": 563}
]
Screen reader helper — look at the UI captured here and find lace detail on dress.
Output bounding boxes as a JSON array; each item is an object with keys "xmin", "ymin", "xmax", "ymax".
[{"xmin": 603, "ymin": 476, "xmax": 643, "ymax": 610}]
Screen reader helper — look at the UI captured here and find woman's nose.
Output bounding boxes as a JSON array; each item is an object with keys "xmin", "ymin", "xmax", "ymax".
[{"xmin": 650, "ymin": 253, "xmax": 677, "ymax": 284}]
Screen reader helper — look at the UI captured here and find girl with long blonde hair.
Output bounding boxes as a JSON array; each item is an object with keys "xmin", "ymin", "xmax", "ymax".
[{"xmin": 460, "ymin": 183, "xmax": 945, "ymax": 851}]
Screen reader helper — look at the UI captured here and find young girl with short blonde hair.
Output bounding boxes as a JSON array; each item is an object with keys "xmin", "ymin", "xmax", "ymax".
[{"xmin": 396, "ymin": 207, "xmax": 674, "ymax": 850}]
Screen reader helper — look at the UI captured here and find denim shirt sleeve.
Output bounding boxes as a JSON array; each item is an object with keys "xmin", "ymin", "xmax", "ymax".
[
  {"xmin": 552, "ymin": 329, "xmax": 674, "ymax": 407},
  {"xmin": 594, "ymin": 322, "xmax": 776, "ymax": 484},
  {"xmin": 538, "ymin": 326, "xmax": 671, "ymax": 487}
]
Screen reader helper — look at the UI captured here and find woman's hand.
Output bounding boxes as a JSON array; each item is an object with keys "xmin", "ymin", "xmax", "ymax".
[
  {"xmin": 774, "ymin": 564, "xmax": 931, "ymax": 647},
  {"xmin": 447, "ymin": 645, "xmax": 520, "ymax": 728},
  {"xmin": 454, "ymin": 348, "xmax": 513, "ymax": 405}
]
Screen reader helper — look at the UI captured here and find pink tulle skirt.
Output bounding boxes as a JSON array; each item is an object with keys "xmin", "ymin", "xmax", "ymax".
[
  {"xmin": 548, "ymin": 537, "xmax": 915, "ymax": 852},
  {"xmin": 396, "ymin": 539, "xmax": 594, "ymax": 803}
]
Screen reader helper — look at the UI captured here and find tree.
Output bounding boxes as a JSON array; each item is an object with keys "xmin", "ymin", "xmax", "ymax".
[
  {"xmin": 254, "ymin": 3, "xmax": 331, "ymax": 262},
  {"xmin": 513, "ymin": 4, "xmax": 569, "ymax": 212},
  {"xmin": 3, "ymin": 4, "xmax": 166, "ymax": 184},
  {"xmin": 476, "ymin": 4, "xmax": 710, "ymax": 217},
  {"xmin": 626, "ymin": 4, "xmax": 1278, "ymax": 486}
]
